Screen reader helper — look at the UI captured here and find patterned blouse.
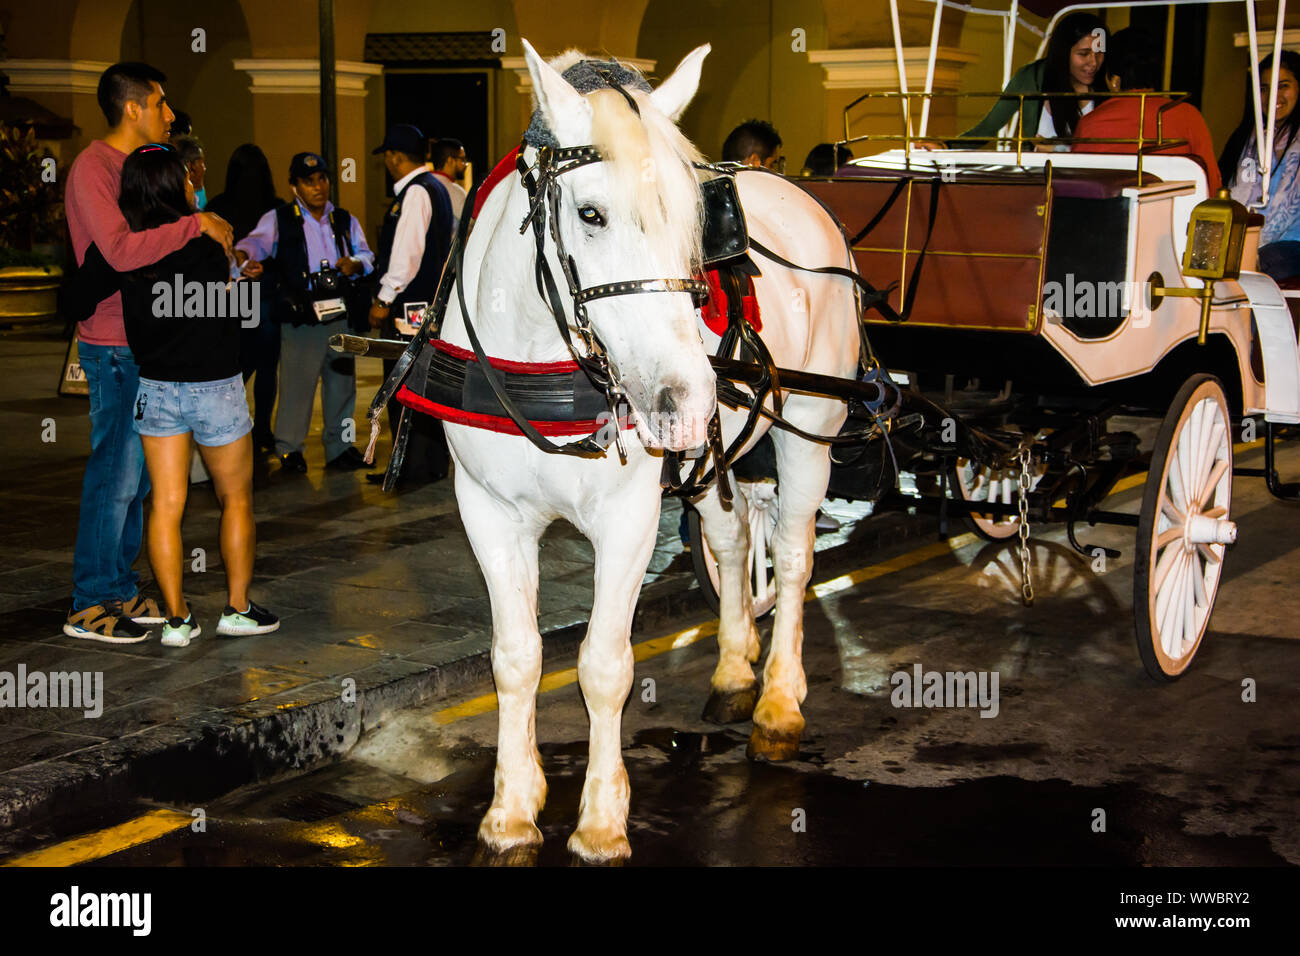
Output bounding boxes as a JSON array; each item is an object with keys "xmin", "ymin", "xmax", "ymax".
[{"xmin": 1230, "ymin": 129, "xmax": 1300, "ymax": 245}]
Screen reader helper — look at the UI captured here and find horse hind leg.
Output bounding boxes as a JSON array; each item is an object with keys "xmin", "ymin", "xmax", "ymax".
[
  {"xmin": 748, "ymin": 428, "xmax": 832, "ymax": 761},
  {"xmin": 455, "ymin": 480, "xmax": 549, "ymax": 855},
  {"xmin": 693, "ymin": 482, "xmax": 762, "ymax": 724}
]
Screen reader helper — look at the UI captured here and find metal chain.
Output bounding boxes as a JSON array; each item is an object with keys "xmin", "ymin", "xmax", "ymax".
[{"xmin": 1016, "ymin": 442, "xmax": 1034, "ymax": 607}]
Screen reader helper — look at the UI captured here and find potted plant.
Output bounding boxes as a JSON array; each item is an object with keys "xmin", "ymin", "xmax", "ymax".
[{"xmin": 0, "ymin": 122, "xmax": 65, "ymax": 324}]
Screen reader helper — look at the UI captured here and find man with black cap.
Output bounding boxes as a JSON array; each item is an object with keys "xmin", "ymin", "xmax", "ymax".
[
  {"xmin": 236, "ymin": 151, "xmax": 376, "ymax": 474},
  {"xmin": 366, "ymin": 124, "xmax": 455, "ymax": 487}
]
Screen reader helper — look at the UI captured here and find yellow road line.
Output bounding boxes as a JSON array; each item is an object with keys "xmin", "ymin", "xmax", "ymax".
[
  {"xmin": 434, "ymin": 621, "xmax": 722, "ymax": 725},
  {"xmin": 2, "ymin": 808, "xmax": 192, "ymax": 868},
  {"xmin": 434, "ymin": 535, "xmax": 980, "ymax": 725}
]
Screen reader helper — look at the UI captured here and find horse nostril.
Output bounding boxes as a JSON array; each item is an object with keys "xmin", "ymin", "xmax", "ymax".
[{"xmin": 655, "ymin": 386, "xmax": 679, "ymax": 417}]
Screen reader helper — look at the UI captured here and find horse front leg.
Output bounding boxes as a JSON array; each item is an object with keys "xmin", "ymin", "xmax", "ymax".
[
  {"xmin": 749, "ymin": 431, "xmax": 831, "ymax": 761},
  {"xmin": 693, "ymin": 482, "xmax": 762, "ymax": 723},
  {"xmin": 455, "ymin": 476, "xmax": 549, "ymax": 856},
  {"xmin": 567, "ymin": 491, "xmax": 661, "ymax": 863}
]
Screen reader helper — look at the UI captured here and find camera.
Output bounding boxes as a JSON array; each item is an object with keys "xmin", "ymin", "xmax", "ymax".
[{"xmin": 307, "ymin": 258, "xmax": 344, "ymax": 300}]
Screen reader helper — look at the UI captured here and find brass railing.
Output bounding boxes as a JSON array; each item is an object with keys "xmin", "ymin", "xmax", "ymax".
[{"xmin": 839, "ymin": 90, "xmax": 1194, "ymax": 185}]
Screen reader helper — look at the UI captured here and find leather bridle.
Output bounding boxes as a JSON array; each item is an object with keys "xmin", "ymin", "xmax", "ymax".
[{"xmin": 510, "ymin": 140, "xmax": 711, "ymax": 459}]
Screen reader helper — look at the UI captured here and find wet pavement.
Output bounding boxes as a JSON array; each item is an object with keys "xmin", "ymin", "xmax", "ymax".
[
  {"xmin": 2, "ymin": 324, "xmax": 1298, "ymax": 865},
  {"xmin": 0, "ymin": 327, "xmax": 885, "ymax": 832},
  {"xmin": 4, "ymin": 428, "xmax": 1296, "ymax": 866}
]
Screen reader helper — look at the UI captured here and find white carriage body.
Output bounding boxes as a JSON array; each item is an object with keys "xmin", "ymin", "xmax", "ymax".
[{"xmin": 834, "ymin": 149, "xmax": 1300, "ymax": 424}]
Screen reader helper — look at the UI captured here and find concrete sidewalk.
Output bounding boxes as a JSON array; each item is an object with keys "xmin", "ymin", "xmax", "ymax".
[{"xmin": 0, "ymin": 327, "xmax": 897, "ymax": 832}]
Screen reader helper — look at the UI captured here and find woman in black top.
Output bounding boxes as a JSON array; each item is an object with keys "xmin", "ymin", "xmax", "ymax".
[
  {"xmin": 117, "ymin": 143, "xmax": 278, "ymax": 646},
  {"xmin": 204, "ymin": 143, "xmax": 282, "ymax": 454}
]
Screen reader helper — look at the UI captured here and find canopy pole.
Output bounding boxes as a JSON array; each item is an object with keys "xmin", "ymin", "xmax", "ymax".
[
  {"xmin": 889, "ymin": 0, "xmax": 912, "ymax": 145},
  {"xmin": 920, "ymin": 0, "xmax": 944, "ymax": 135},
  {"xmin": 1263, "ymin": 0, "xmax": 1286, "ymax": 207},
  {"xmin": 1003, "ymin": 0, "xmax": 1018, "ymax": 89}
]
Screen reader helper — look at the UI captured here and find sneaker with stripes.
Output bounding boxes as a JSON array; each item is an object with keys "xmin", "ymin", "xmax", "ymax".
[
  {"xmin": 63, "ymin": 604, "xmax": 150, "ymax": 643},
  {"xmin": 216, "ymin": 601, "xmax": 279, "ymax": 636},
  {"xmin": 115, "ymin": 593, "xmax": 166, "ymax": 625}
]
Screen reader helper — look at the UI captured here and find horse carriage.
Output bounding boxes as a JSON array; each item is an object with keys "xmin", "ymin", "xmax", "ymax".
[
  {"xmin": 330, "ymin": 1, "xmax": 1300, "ymax": 862},
  {"xmin": 687, "ymin": 0, "xmax": 1300, "ymax": 685}
]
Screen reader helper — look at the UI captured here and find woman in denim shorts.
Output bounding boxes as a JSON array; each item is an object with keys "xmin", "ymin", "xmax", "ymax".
[{"xmin": 116, "ymin": 144, "xmax": 279, "ymax": 646}]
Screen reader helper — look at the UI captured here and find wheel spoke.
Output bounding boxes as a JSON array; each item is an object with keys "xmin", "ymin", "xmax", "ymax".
[
  {"xmin": 1198, "ymin": 458, "xmax": 1229, "ymax": 511},
  {"xmin": 1190, "ymin": 549, "xmax": 1208, "ymax": 608},
  {"xmin": 1175, "ymin": 406, "xmax": 1195, "ymax": 512},
  {"xmin": 1197, "ymin": 542, "xmax": 1221, "ymax": 565},
  {"xmin": 1152, "ymin": 537, "xmax": 1183, "ymax": 594},
  {"xmin": 1156, "ymin": 527, "xmax": 1182, "ymax": 549},
  {"xmin": 1155, "ymin": 548, "xmax": 1184, "ymax": 634},
  {"xmin": 1196, "ymin": 422, "xmax": 1226, "ymax": 503},
  {"xmin": 1182, "ymin": 558, "xmax": 1197, "ymax": 650},
  {"xmin": 1163, "ymin": 553, "xmax": 1188, "ymax": 657},
  {"xmin": 1161, "ymin": 498, "xmax": 1185, "ymax": 526}
]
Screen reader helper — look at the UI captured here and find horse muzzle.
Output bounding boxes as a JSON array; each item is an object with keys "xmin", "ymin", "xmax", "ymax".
[{"xmin": 630, "ymin": 375, "xmax": 716, "ymax": 452}]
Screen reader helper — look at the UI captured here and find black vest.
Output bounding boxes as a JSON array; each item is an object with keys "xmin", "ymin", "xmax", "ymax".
[
  {"xmin": 271, "ymin": 201, "xmax": 357, "ymax": 291},
  {"xmin": 268, "ymin": 201, "xmax": 360, "ymax": 325},
  {"xmin": 375, "ymin": 171, "xmax": 453, "ymax": 313}
]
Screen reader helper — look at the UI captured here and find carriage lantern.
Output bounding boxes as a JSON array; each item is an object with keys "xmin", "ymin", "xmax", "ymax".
[
  {"xmin": 1151, "ymin": 190, "xmax": 1250, "ymax": 345},
  {"xmin": 1182, "ymin": 189, "xmax": 1249, "ymax": 282}
]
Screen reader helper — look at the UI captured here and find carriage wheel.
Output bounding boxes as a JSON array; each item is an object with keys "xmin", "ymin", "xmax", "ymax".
[
  {"xmin": 1134, "ymin": 375, "xmax": 1236, "ymax": 681},
  {"xmin": 951, "ymin": 457, "xmax": 1043, "ymax": 542},
  {"xmin": 688, "ymin": 481, "xmax": 780, "ymax": 620}
]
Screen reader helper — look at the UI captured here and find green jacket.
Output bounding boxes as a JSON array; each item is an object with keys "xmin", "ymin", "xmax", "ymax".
[{"xmin": 957, "ymin": 59, "xmax": 1047, "ymax": 145}]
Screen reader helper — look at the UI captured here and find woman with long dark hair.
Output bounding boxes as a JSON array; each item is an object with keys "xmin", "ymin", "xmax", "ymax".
[
  {"xmin": 957, "ymin": 11, "xmax": 1109, "ymax": 146},
  {"xmin": 1220, "ymin": 51, "xmax": 1300, "ymax": 280},
  {"xmin": 205, "ymin": 143, "xmax": 282, "ymax": 454},
  {"xmin": 117, "ymin": 143, "xmax": 278, "ymax": 645}
]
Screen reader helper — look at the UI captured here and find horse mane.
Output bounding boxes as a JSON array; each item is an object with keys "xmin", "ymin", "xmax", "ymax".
[{"xmin": 543, "ymin": 53, "xmax": 704, "ymax": 271}]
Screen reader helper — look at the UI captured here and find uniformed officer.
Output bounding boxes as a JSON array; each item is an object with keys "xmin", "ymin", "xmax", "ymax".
[{"xmin": 366, "ymin": 124, "xmax": 455, "ymax": 486}]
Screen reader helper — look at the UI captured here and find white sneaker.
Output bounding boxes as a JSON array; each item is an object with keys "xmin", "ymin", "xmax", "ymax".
[{"xmin": 160, "ymin": 614, "xmax": 201, "ymax": 647}]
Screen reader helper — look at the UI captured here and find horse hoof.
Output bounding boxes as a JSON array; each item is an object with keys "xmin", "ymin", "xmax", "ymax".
[
  {"xmin": 477, "ymin": 812, "xmax": 543, "ymax": 853},
  {"xmin": 472, "ymin": 842, "xmax": 540, "ymax": 867},
  {"xmin": 701, "ymin": 685, "xmax": 758, "ymax": 724},
  {"xmin": 567, "ymin": 828, "xmax": 631, "ymax": 864},
  {"xmin": 747, "ymin": 726, "xmax": 801, "ymax": 762}
]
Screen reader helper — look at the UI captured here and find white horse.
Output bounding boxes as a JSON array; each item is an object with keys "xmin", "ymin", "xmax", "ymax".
[{"xmin": 436, "ymin": 39, "xmax": 860, "ymax": 863}]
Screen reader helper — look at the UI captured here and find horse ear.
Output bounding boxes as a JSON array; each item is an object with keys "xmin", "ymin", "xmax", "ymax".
[
  {"xmin": 650, "ymin": 44, "xmax": 710, "ymax": 123},
  {"xmin": 522, "ymin": 38, "xmax": 591, "ymax": 141}
]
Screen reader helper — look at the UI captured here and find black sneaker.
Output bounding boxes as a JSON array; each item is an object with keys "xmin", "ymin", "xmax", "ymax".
[
  {"xmin": 216, "ymin": 600, "xmax": 280, "ymax": 636},
  {"xmin": 326, "ymin": 447, "xmax": 374, "ymax": 471},
  {"xmin": 279, "ymin": 451, "xmax": 307, "ymax": 473}
]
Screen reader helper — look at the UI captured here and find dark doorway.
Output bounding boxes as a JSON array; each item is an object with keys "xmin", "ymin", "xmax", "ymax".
[
  {"xmin": 1126, "ymin": 3, "xmax": 1208, "ymax": 108},
  {"xmin": 383, "ymin": 72, "xmax": 489, "ymax": 193}
]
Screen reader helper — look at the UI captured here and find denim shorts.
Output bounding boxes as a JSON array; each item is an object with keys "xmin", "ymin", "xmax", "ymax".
[{"xmin": 133, "ymin": 374, "xmax": 253, "ymax": 447}]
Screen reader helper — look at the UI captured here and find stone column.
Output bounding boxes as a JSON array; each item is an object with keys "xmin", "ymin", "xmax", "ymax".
[
  {"xmin": 806, "ymin": 46, "xmax": 977, "ymax": 147},
  {"xmin": 0, "ymin": 58, "xmax": 114, "ymax": 161}
]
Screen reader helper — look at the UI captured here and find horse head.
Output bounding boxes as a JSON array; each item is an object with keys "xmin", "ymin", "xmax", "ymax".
[{"xmin": 521, "ymin": 39, "xmax": 717, "ymax": 452}]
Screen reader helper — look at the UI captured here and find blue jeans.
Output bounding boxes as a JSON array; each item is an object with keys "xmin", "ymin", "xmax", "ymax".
[
  {"xmin": 72, "ymin": 343, "xmax": 150, "ymax": 612},
  {"xmin": 1257, "ymin": 241, "xmax": 1300, "ymax": 282}
]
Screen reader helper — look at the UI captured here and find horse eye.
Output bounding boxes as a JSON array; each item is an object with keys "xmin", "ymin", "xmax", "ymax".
[{"xmin": 578, "ymin": 205, "xmax": 606, "ymax": 228}]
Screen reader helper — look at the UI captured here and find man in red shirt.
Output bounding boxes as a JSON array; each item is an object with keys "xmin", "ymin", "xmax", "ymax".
[
  {"xmin": 64, "ymin": 62, "xmax": 233, "ymax": 642},
  {"xmin": 1073, "ymin": 28, "xmax": 1221, "ymax": 193}
]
